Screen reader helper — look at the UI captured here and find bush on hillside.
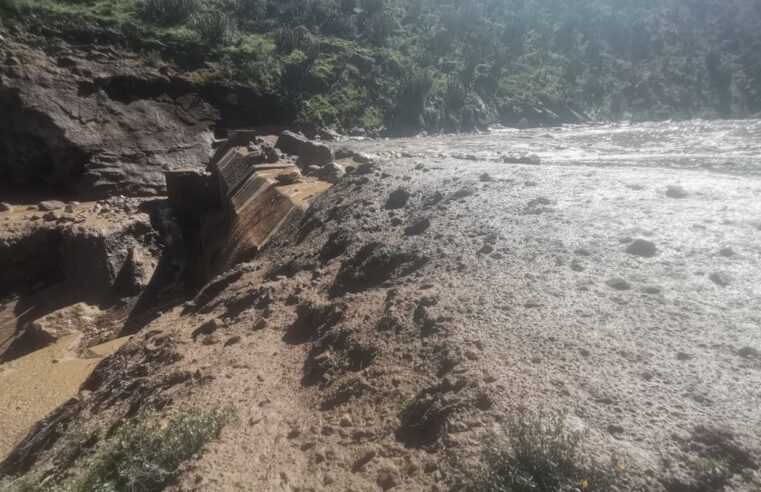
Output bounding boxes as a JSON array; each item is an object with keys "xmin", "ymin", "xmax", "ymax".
[
  {"xmin": 142, "ymin": 0, "xmax": 200, "ymax": 26},
  {"xmin": 190, "ymin": 11, "xmax": 235, "ymax": 45}
]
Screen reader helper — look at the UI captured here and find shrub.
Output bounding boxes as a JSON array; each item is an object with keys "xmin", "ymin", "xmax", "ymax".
[
  {"xmin": 472, "ymin": 410, "xmax": 622, "ymax": 492},
  {"xmin": 75, "ymin": 408, "xmax": 230, "ymax": 492},
  {"xmin": 694, "ymin": 457, "xmax": 731, "ymax": 490},
  {"xmin": 273, "ymin": 26, "xmax": 310, "ymax": 54},
  {"xmin": 190, "ymin": 11, "xmax": 235, "ymax": 45},
  {"xmin": 142, "ymin": 0, "xmax": 200, "ymax": 26}
]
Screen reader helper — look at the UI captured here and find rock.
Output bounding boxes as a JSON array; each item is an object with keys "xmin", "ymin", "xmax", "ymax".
[
  {"xmin": 0, "ymin": 202, "xmax": 12, "ymax": 212},
  {"xmin": 479, "ymin": 173, "xmax": 494, "ymax": 182},
  {"xmin": 502, "ymin": 153, "xmax": 541, "ymax": 165},
  {"xmin": 376, "ymin": 465, "xmax": 400, "ymax": 490},
  {"xmin": 626, "ymin": 239, "xmax": 657, "ymax": 257},
  {"xmin": 478, "ymin": 245, "xmax": 494, "ymax": 255},
  {"xmin": 192, "ymin": 319, "xmax": 219, "ymax": 339},
  {"xmin": 737, "ymin": 346, "xmax": 759, "ymax": 359},
  {"xmin": 404, "ymin": 218, "xmax": 431, "ymax": 236},
  {"xmin": 349, "ymin": 127, "xmax": 367, "ymax": 137},
  {"xmin": 666, "ymin": 185, "xmax": 689, "ymax": 199},
  {"xmin": 275, "ymin": 171, "xmax": 302, "ymax": 185},
  {"xmin": 354, "ymin": 162, "xmax": 378, "ymax": 175},
  {"xmin": 676, "ymin": 352, "xmax": 692, "ymax": 361},
  {"xmin": 275, "ymin": 130, "xmax": 308, "ymax": 156},
  {"xmin": 38, "ymin": 200, "xmax": 66, "ymax": 211},
  {"xmin": 2, "ymin": 46, "xmax": 217, "ymax": 197},
  {"xmin": 43, "ymin": 211, "xmax": 59, "ymax": 221},
  {"xmin": 352, "ymin": 449, "xmax": 377, "ymax": 472},
  {"xmin": 298, "ymin": 141, "xmax": 334, "ymax": 167},
  {"xmin": 352, "ymin": 152, "xmax": 377, "ymax": 164},
  {"xmin": 607, "ymin": 424, "xmax": 625, "ymax": 435},
  {"xmin": 607, "ymin": 277, "xmax": 632, "ymax": 291},
  {"xmin": 340, "ymin": 414, "xmax": 354, "ymax": 427},
  {"xmin": 719, "ymin": 247, "xmax": 735, "ymax": 257},
  {"xmin": 224, "ymin": 336, "xmax": 241, "ymax": 347},
  {"xmin": 385, "ymin": 187, "xmax": 411, "ymax": 210},
  {"xmin": 318, "ymin": 162, "xmax": 346, "ymax": 183},
  {"xmin": 709, "ymin": 271, "xmax": 732, "ymax": 287}
]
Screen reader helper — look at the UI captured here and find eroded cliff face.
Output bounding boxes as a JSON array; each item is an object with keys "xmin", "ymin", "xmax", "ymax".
[{"xmin": 0, "ymin": 30, "xmax": 219, "ymax": 198}]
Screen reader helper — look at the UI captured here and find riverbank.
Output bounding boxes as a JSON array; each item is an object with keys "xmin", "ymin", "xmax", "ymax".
[{"xmin": 3, "ymin": 122, "xmax": 761, "ymax": 491}]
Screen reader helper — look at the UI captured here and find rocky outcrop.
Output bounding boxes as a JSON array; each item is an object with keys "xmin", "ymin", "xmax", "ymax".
[
  {"xmin": 0, "ymin": 23, "xmax": 314, "ymax": 200},
  {"xmin": 0, "ymin": 32, "xmax": 217, "ymax": 198}
]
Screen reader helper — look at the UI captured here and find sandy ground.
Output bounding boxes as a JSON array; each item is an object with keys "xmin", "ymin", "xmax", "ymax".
[{"xmin": 3, "ymin": 121, "xmax": 761, "ymax": 491}]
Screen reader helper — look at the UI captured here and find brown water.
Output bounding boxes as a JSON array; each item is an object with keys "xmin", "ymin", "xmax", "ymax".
[{"xmin": 341, "ymin": 119, "xmax": 761, "ymax": 176}]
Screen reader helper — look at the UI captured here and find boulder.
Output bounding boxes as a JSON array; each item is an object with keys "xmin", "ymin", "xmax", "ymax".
[
  {"xmin": 298, "ymin": 141, "xmax": 334, "ymax": 167},
  {"xmin": 38, "ymin": 200, "xmax": 66, "ymax": 211},
  {"xmin": 276, "ymin": 130, "xmax": 309, "ymax": 156},
  {"xmin": 626, "ymin": 239, "xmax": 657, "ymax": 258},
  {"xmin": 0, "ymin": 202, "xmax": 12, "ymax": 212}
]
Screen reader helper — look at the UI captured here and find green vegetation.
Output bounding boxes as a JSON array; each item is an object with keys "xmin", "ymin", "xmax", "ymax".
[
  {"xmin": 693, "ymin": 457, "xmax": 731, "ymax": 490},
  {"xmin": 2, "ymin": 0, "xmax": 760, "ymax": 132},
  {"xmin": 472, "ymin": 410, "xmax": 622, "ymax": 491},
  {"xmin": 74, "ymin": 408, "xmax": 229, "ymax": 492}
]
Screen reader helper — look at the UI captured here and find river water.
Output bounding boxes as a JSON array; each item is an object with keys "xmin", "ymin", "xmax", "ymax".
[{"xmin": 342, "ymin": 119, "xmax": 761, "ymax": 176}]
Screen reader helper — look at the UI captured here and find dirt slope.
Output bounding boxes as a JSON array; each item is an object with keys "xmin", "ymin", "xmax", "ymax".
[{"xmin": 2, "ymin": 137, "xmax": 761, "ymax": 490}]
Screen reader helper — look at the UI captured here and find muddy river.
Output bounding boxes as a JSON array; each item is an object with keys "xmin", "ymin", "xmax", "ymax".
[{"xmin": 343, "ymin": 119, "xmax": 761, "ymax": 176}]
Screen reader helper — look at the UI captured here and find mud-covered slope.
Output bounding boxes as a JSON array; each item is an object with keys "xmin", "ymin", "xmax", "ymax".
[{"xmin": 3, "ymin": 135, "xmax": 761, "ymax": 491}]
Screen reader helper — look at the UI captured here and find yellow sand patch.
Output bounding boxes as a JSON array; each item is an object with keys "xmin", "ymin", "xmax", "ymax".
[{"xmin": 0, "ymin": 334, "xmax": 129, "ymax": 459}]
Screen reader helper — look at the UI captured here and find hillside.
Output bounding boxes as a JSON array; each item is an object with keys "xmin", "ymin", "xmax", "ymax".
[{"xmin": 2, "ymin": 0, "xmax": 761, "ymax": 134}]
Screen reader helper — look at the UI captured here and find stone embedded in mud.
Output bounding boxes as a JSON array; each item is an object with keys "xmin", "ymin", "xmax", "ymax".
[
  {"xmin": 385, "ymin": 187, "xmax": 411, "ymax": 209},
  {"xmin": 502, "ymin": 153, "xmax": 541, "ymax": 165},
  {"xmin": 38, "ymin": 200, "xmax": 65, "ymax": 211},
  {"xmin": 276, "ymin": 130, "xmax": 309, "ymax": 156},
  {"xmin": 737, "ymin": 346, "xmax": 759, "ymax": 359},
  {"xmin": 719, "ymin": 247, "xmax": 735, "ymax": 257},
  {"xmin": 404, "ymin": 218, "xmax": 431, "ymax": 236},
  {"xmin": 191, "ymin": 319, "xmax": 220, "ymax": 339},
  {"xmin": 607, "ymin": 277, "xmax": 632, "ymax": 290},
  {"xmin": 666, "ymin": 185, "xmax": 689, "ymax": 199},
  {"xmin": 709, "ymin": 271, "xmax": 732, "ymax": 287},
  {"xmin": 626, "ymin": 239, "xmax": 657, "ymax": 257}
]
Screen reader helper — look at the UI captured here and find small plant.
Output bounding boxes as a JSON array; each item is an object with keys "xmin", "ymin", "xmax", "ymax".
[
  {"xmin": 694, "ymin": 457, "xmax": 731, "ymax": 490},
  {"xmin": 472, "ymin": 410, "xmax": 622, "ymax": 491},
  {"xmin": 75, "ymin": 408, "xmax": 230, "ymax": 492},
  {"xmin": 273, "ymin": 26, "xmax": 310, "ymax": 54},
  {"xmin": 190, "ymin": 11, "xmax": 236, "ymax": 45},
  {"xmin": 142, "ymin": 0, "xmax": 200, "ymax": 26}
]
